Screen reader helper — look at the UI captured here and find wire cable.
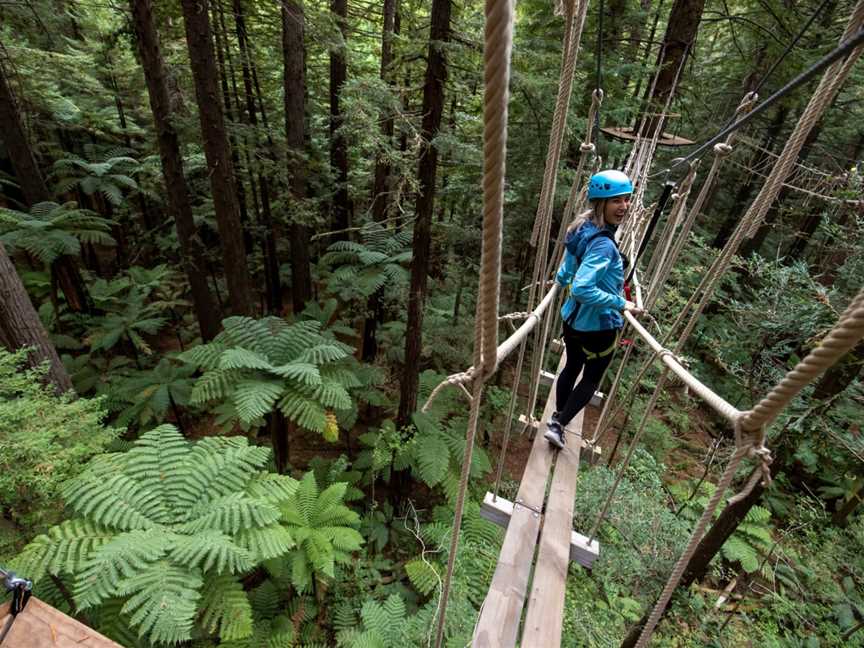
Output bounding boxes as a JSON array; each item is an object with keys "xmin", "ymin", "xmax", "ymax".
[{"xmin": 651, "ymin": 26, "xmax": 864, "ymax": 177}]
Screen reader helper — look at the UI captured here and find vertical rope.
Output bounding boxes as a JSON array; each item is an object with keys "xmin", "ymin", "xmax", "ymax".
[{"xmin": 433, "ymin": 0, "xmax": 513, "ymax": 643}]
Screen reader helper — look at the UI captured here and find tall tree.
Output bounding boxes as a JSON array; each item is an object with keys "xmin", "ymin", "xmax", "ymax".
[
  {"xmin": 329, "ymin": 0, "xmax": 351, "ymax": 239},
  {"xmin": 233, "ymin": 0, "xmax": 282, "ymax": 313},
  {"xmin": 283, "ymin": 0, "xmax": 313, "ymax": 314},
  {"xmin": 179, "ymin": 0, "xmax": 254, "ymax": 316},
  {"xmin": 636, "ymin": 0, "xmax": 705, "ymax": 137},
  {"xmin": 0, "ymin": 60, "xmax": 90, "ymax": 313},
  {"xmin": 130, "ymin": 0, "xmax": 222, "ymax": 341},
  {"xmin": 370, "ymin": 0, "xmax": 398, "ymax": 223},
  {"xmin": 396, "ymin": 0, "xmax": 451, "ymax": 427},
  {"xmin": 0, "ymin": 242, "xmax": 73, "ymax": 395}
]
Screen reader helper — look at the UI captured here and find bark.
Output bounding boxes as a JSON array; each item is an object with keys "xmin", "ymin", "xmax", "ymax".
[
  {"xmin": 131, "ymin": 0, "xmax": 222, "ymax": 341},
  {"xmin": 283, "ymin": 0, "xmax": 313, "ymax": 314},
  {"xmin": 232, "ymin": 0, "xmax": 282, "ymax": 314},
  {"xmin": 0, "ymin": 62, "xmax": 51, "ymax": 206},
  {"xmin": 213, "ymin": 0, "xmax": 254, "ymax": 255},
  {"xmin": 629, "ymin": 0, "xmax": 663, "ymax": 107},
  {"xmin": 0, "ymin": 242, "xmax": 73, "ymax": 395},
  {"xmin": 330, "ymin": 0, "xmax": 352, "ymax": 239},
  {"xmin": 370, "ymin": 0, "xmax": 398, "ymax": 222},
  {"xmin": 180, "ymin": 0, "xmax": 254, "ymax": 316},
  {"xmin": 636, "ymin": 0, "xmax": 705, "ymax": 137},
  {"xmin": 396, "ymin": 0, "xmax": 451, "ymax": 428},
  {"xmin": 268, "ymin": 410, "xmax": 291, "ymax": 473}
]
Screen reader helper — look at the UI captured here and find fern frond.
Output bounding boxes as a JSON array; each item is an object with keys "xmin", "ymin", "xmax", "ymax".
[
  {"xmin": 170, "ymin": 530, "xmax": 256, "ymax": 574},
  {"xmin": 271, "ymin": 361, "xmax": 322, "ymax": 385},
  {"xmin": 233, "ymin": 379, "xmax": 285, "ymax": 423},
  {"xmin": 405, "ymin": 559, "xmax": 439, "ymax": 596},
  {"xmin": 245, "ymin": 473, "xmax": 299, "ymax": 505},
  {"xmin": 199, "ymin": 574, "xmax": 254, "ymax": 641},
  {"xmin": 297, "ymin": 343, "xmax": 349, "ymax": 365},
  {"xmin": 279, "ymin": 390, "xmax": 327, "ymax": 433},
  {"xmin": 64, "ymin": 472, "xmax": 159, "ymax": 531},
  {"xmin": 219, "ymin": 348, "xmax": 274, "ymax": 371},
  {"xmin": 190, "ymin": 367, "xmax": 242, "ymax": 404},
  {"xmin": 116, "ymin": 561, "xmax": 202, "ymax": 644},
  {"xmin": 413, "ymin": 434, "xmax": 449, "ymax": 487},
  {"xmin": 13, "ymin": 519, "xmax": 113, "ymax": 581},
  {"xmin": 236, "ymin": 525, "xmax": 295, "ymax": 561},
  {"xmin": 182, "ymin": 493, "xmax": 281, "ymax": 535},
  {"xmin": 75, "ymin": 529, "xmax": 172, "ymax": 609}
]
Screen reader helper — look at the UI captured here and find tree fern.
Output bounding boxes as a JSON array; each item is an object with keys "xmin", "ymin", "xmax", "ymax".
[
  {"xmin": 281, "ymin": 472, "xmax": 364, "ymax": 593},
  {"xmin": 15, "ymin": 425, "xmax": 298, "ymax": 644},
  {"xmin": 182, "ymin": 316, "xmax": 373, "ymax": 440}
]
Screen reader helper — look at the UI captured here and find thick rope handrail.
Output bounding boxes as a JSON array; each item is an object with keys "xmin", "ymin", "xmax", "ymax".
[
  {"xmin": 421, "ymin": 284, "xmax": 559, "ymax": 412},
  {"xmin": 433, "ymin": 0, "xmax": 513, "ymax": 643},
  {"xmin": 740, "ymin": 286, "xmax": 864, "ymax": 434}
]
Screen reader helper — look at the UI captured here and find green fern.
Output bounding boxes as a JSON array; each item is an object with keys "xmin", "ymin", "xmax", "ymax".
[
  {"xmin": 182, "ymin": 316, "xmax": 375, "ymax": 439},
  {"xmin": 15, "ymin": 425, "xmax": 299, "ymax": 645},
  {"xmin": 281, "ymin": 472, "xmax": 364, "ymax": 593}
]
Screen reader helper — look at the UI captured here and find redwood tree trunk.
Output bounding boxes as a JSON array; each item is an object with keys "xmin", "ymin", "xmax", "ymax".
[
  {"xmin": 636, "ymin": 0, "xmax": 704, "ymax": 137},
  {"xmin": 329, "ymin": 0, "xmax": 351, "ymax": 239},
  {"xmin": 370, "ymin": 0, "xmax": 397, "ymax": 222},
  {"xmin": 396, "ymin": 0, "xmax": 451, "ymax": 428},
  {"xmin": 283, "ymin": 0, "xmax": 313, "ymax": 314},
  {"xmin": 131, "ymin": 0, "xmax": 222, "ymax": 341},
  {"xmin": 233, "ymin": 0, "xmax": 282, "ymax": 314},
  {"xmin": 0, "ymin": 242, "xmax": 73, "ymax": 395},
  {"xmin": 180, "ymin": 0, "xmax": 254, "ymax": 317}
]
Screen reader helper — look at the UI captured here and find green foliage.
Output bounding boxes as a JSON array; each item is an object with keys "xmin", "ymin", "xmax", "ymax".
[
  {"xmin": 0, "ymin": 201, "xmax": 114, "ymax": 264},
  {"xmin": 51, "ymin": 151, "xmax": 142, "ymax": 207},
  {"xmin": 336, "ymin": 594, "xmax": 408, "ymax": 648},
  {"xmin": 182, "ymin": 316, "xmax": 376, "ymax": 438},
  {"xmin": 321, "ymin": 222, "xmax": 412, "ymax": 301},
  {"xmin": 112, "ymin": 357, "xmax": 195, "ymax": 428},
  {"xmin": 0, "ymin": 348, "xmax": 119, "ymax": 555},
  {"xmin": 15, "ymin": 425, "xmax": 298, "ymax": 644},
  {"xmin": 279, "ymin": 471, "xmax": 363, "ymax": 593}
]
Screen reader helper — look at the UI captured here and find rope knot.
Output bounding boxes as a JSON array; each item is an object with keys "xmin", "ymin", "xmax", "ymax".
[
  {"xmin": 728, "ymin": 417, "xmax": 773, "ymax": 504},
  {"xmin": 580, "ymin": 142, "xmax": 596, "ymax": 153},
  {"xmin": 738, "ymin": 92, "xmax": 759, "ymax": 114},
  {"xmin": 592, "ymin": 88, "xmax": 604, "ymax": 104},
  {"xmin": 713, "ymin": 142, "xmax": 733, "ymax": 157}
]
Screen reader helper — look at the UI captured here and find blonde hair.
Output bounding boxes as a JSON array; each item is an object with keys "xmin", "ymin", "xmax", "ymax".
[{"xmin": 566, "ymin": 200, "xmax": 606, "ymax": 235}]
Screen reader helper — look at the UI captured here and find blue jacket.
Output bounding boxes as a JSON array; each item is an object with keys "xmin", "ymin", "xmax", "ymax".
[{"xmin": 555, "ymin": 221, "xmax": 625, "ymax": 331}]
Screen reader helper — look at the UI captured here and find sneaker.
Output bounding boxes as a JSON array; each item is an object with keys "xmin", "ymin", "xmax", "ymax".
[{"xmin": 544, "ymin": 418, "xmax": 565, "ymax": 449}]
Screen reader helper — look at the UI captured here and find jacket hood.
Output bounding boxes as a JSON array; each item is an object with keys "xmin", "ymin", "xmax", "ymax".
[{"xmin": 565, "ymin": 220, "xmax": 617, "ymax": 258}]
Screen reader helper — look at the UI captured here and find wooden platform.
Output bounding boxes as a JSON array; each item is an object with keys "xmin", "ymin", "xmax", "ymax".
[
  {"xmin": 601, "ymin": 125, "xmax": 694, "ymax": 147},
  {"xmin": 0, "ymin": 597, "xmax": 121, "ymax": 647},
  {"xmin": 474, "ymin": 354, "xmax": 600, "ymax": 648}
]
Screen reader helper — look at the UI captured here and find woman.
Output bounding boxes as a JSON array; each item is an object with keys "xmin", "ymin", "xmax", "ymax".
[{"xmin": 544, "ymin": 169, "xmax": 642, "ymax": 449}]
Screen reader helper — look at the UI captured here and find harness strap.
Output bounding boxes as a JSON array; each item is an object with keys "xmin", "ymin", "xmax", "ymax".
[{"xmin": 582, "ymin": 328, "xmax": 621, "ymax": 360}]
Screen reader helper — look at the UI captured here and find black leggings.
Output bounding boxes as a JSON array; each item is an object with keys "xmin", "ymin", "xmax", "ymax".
[{"xmin": 555, "ymin": 325, "xmax": 619, "ymax": 427}]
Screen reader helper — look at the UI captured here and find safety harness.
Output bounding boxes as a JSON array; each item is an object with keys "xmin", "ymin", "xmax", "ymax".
[{"xmin": 563, "ymin": 227, "xmax": 627, "ymax": 360}]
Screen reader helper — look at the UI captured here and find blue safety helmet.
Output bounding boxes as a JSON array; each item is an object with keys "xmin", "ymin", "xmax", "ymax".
[{"xmin": 587, "ymin": 169, "xmax": 633, "ymax": 201}]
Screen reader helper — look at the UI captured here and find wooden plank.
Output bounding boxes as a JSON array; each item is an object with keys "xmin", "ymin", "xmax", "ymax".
[
  {"xmin": 0, "ymin": 597, "xmax": 122, "ymax": 648},
  {"xmin": 539, "ymin": 370, "xmax": 556, "ymax": 386},
  {"xmin": 472, "ymin": 504, "xmax": 542, "ymax": 648},
  {"xmin": 521, "ymin": 405, "xmax": 585, "ymax": 647},
  {"xmin": 473, "ymin": 355, "xmax": 567, "ymax": 648},
  {"xmin": 480, "ymin": 492, "xmax": 601, "ymax": 568}
]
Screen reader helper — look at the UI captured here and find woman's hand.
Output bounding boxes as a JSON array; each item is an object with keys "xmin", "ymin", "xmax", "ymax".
[{"xmin": 624, "ymin": 300, "xmax": 644, "ymax": 316}]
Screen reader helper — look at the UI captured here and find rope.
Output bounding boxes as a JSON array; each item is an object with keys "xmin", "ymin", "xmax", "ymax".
[
  {"xmin": 433, "ymin": 0, "xmax": 513, "ymax": 642},
  {"xmin": 633, "ymin": 445, "xmax": 749, "ymax": 648},
  {"xmin": 740, "ymin": 286, "xmax": 864, "ymax": 434},
  {"xmin": 655, "ymin": 25, "xmax": 864, "ymax": 176},
  {"xmin": 530, "ymin": 0, "xmax": 589, "ymax": 248}
]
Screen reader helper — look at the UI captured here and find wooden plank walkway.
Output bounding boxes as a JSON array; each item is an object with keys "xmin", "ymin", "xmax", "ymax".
[
  {"xmin": 521, "ymin": 408, "xmax": 584, "ymax": 645},
  {"xmin": 473, "ymin": 354, "xmax": 565, "ymax": 648},
  {"xmin": 0, "ymin": 597, "xmax": 121, "ymax": 648}
]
